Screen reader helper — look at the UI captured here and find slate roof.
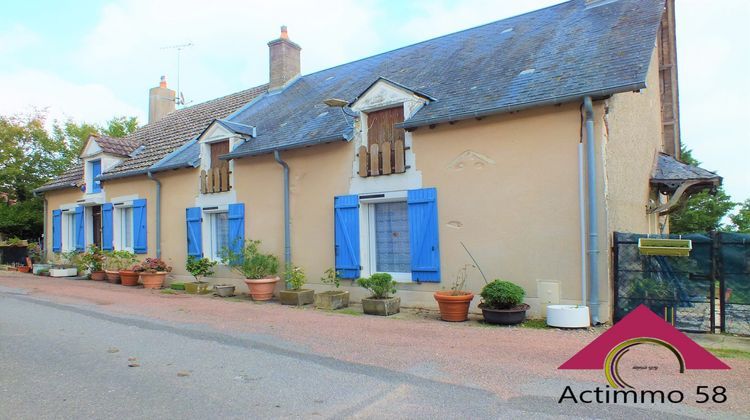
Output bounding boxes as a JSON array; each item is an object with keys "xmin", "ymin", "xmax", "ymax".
[
  {"xmin": 35, "ymin": 166, "xmax": 84, "ymax": 193},
  {"xmin": 216, "ymin": 0, "xmax": 665, "ymax": 159},
  {"xmin": 652, "ymin": 153, "xmax": 722, "ymax": 184},
  {"xmin": 93, "ymin": 135, "xmax": 141, "ymax": 157}
]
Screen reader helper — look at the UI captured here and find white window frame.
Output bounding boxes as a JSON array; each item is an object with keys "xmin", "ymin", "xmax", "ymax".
[
  {"xmin": 202, "ymin": 206, "xmax": 229, "ymax": 262},
  {"xmin": 62, "ymin": 211, "xmax": 76, "ymax": 252},
  {"xmin": 113, "ymin": 205, "xmax": 134, "ymax": 252},
  {"xmin": 359, "ymin": 191, "xmax": 412, "ymax": 282}
]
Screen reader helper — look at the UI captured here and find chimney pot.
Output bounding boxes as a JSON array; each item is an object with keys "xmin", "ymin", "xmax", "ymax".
[
  {"xmin": 280, "ymin": 25, "xmax": 288, "ymax": 39},
  {"xmin": 268, "ymin": 26, "xmax": 301, "ymax": 90},
  {"xmin": 159, "ymin": 75, "xmax": 167, "ymax": 88},
  {"xmin": 149, "ymin": 75, "xmax": 176, "ymax": 123}
]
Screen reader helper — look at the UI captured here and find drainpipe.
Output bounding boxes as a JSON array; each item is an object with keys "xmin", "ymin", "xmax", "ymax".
[
  {"xmin": 273, "ymin": 150, "xmax": 291, "ymax": 280},
  {"xmin": 578, "ymin": 140, "xmax": 587, "ymax": 308},
  {"xmin": 584, "ymin": 96, "xmax": 600, "ymax": 324},
  {"xmin": 147, "ymin": 171, "xmax": 161, "ymax": 258}
]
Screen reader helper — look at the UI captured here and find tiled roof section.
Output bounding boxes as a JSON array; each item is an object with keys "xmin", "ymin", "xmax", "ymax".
[
  {"xmin": 34, "ymin": 166, "xmax": 83, "ymax": 193},
  {"xmin": 102, "ymin": 84, "xmax": 267, "ymax": 177},
  {"xmin": 94, "ymin": 135, "xmax": 141, "ymax": 157},
  {"xmin": 652, "ymin": 153, "xmax": 722, "ymax": 183},
  {"xmin": 224, "ymin": 0, "xmax": 665, "ymax": 158}
]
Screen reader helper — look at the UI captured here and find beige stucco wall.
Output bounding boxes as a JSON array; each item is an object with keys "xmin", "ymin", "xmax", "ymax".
[{"xmin": 102, "ymin": 176, "xmax": 157, "ymax": 256}]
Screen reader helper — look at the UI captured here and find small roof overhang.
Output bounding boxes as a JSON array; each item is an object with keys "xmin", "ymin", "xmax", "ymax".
[{"xmin": 648, "ymin": 153, "xmax": 723, "ymax": 215}]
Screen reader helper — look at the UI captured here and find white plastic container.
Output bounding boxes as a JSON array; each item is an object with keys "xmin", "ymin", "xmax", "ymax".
[
  {"xmin": 546, "ymin": 305, "xmax": 590, "ymax": 328},
  {"xmin": 49, "ymin": 268, "xmax": 78, "ymax": 277}
]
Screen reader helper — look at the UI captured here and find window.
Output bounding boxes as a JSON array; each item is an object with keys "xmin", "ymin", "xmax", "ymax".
[
  {"xmin": 90, "ymin": 160, "xmax": 102, "ymax": 193},
  {"xmin": 367, "ymin": 107, "xmax": 404, "ymax": 148},
  {"xmin": 208, "ymin": 211, "xmax": 229, "ymax": 261},
  {"xmin": 210, "ymin": 141, "xmax": 229, "ymax": 169},
  {"xmin": 117, "ymin": 207, "xmax": 133, "ymax": 251},
  {"xmin": 64, "ymin": 212, "xmax": 76, "ymax": 252},
  {"xmin": 372, "ymin": 201, "xmax": 411, "ymax": 273}
]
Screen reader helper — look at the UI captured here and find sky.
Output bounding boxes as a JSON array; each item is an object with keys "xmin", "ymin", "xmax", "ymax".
[{"xmin": 1, "ymin": 0, "xmax": 748, "ymax": 203}]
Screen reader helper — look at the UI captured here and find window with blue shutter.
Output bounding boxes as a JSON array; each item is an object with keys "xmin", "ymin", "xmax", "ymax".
[
  {"xmin": 101, "ymin": 203, "xmax": 113, "ymax": 250},
  {"xmin": 186, "ymin": 207, "xmax": 203, "ymax": 258},
  {"xmin": 52, "ymin": 210, "xmax": 62, "ymax": 253},
  {"xmin": 132, "ymin": 199, "xmax": 147, "ymax": 254},
  {"xmin": 407, "ymin": 188, "xmax": 440, "ymax": 282},
  {"xmin": 90, "ymin": 160, "xmax": 102, "ymax": 193},
  {"xmin": 334, "ymin": 195, "xmax": 360, "ymax": 279},
  {"xmin": 227, "ymin": 203, "xmax": 245, "ymax": 262},
  {"xmin": 75, "ymin": 205, "xmax": 85, "ymax": 252}
]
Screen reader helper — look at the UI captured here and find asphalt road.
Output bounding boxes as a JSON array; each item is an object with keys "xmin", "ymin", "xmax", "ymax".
[{"xmin": 0, "ymin": 286, "xmax": 736, "ymax": 419}]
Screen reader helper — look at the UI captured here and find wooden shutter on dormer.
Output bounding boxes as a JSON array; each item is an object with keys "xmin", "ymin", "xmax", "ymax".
[
  {"xmin": 367, "ymin": 107, "xmax": 404, "ymax": 149},
  {"xmin": 210, "ymin": 141, "xmax": 229, "ymax": 169}
]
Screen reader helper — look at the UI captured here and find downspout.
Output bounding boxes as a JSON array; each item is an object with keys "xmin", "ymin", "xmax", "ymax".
[
  {"xmin": 578, "ymin": 137, "xmax": 587, "ymax": 308},
  {"xmin": 273, "ymin": 150, "xmax": 291, "ymax": 280},
  {"xmin": 147, "ymin": 171, "xmax": 161, "ymax": 258},
  {"xmin": 584, "ymin": 96, "xmax": 600, "ymax": 324}
]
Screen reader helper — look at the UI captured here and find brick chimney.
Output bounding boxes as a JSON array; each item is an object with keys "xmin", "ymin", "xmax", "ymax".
[
  {"xmin": 148, "ymin": 75, "xmax": 176, "ymax": 123},
  {"xmin": 268, "ymin": 26, "xmax": 301, "ymax": 91}
]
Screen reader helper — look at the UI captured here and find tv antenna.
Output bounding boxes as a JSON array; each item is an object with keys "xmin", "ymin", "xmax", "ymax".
[{"xmin": 160, "ymin": 42, "xmax": 194, "ymax": 106}]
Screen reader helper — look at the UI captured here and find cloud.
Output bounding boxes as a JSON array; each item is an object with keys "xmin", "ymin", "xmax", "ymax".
[
  {"xmin": 0, "ymin": 68, "xmax": 145, "ymax": 125},
  {"xmin": 0, "ymin": 24, "xmax": 41, "ymax": 56}
]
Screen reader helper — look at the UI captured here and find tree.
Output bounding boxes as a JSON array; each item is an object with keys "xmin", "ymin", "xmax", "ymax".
[
  {"xmin": 669, "ymin": 145, "xmax": 736, "ymax": 234},
  {"xmin": 100, "ymin": 116, "xmax": 138, "ymax": 138},
  {"xmin": 731, "ymin": 200, "xmax": 750, "ymax": 233}
]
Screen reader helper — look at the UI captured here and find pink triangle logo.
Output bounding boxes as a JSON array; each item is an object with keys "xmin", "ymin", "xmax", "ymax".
[{"xmin": 559, "ymin": 305, "xmax": 730, "ymax": 388}]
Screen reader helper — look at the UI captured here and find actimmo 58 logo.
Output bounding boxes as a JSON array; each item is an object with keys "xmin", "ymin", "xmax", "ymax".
[{"xmin": 557, "ymin": 305, "xmax": 731, "ymax": 405}]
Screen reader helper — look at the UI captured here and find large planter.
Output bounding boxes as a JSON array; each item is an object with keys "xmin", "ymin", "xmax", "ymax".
[
  {"xmin": 32, "ymin": 264, "xmax": 51, "ymax": 275},
  {"xmin": 119, "ymin": 270, "xmax": 140, "ymax": 286},
  {"xmin": 362, "ymin": 296, "xmax": 400, "ymax": 316},
  {"xmin": 49, "ymin": 267, "xmax": 77, "ymax": 277},
  {"xmin": 244, "ymin": 277, "xmax": 280, "ymax": 301},
  {"xmin": 104, "ymin": 270, "xmax": 121, "ymax": 284},
  {"xmin": 185, "ymin": 282, "xmax": 210, "ymax": 294},
  {"xmin": 546, "ymin": 305, "xmax": 590, "ymax": 328},
  {"xmin": 214, "ymin": 285, "xmax": 235, "ymax": 297},
  {"xmin": 314, "ymin": 290, "xmax": 350, "ymax": 310},
  {"xmin": 90, "ymin": 270, "xmax": 106, "ymax": 281},
  {"xmin": 434, "ymin": 291, "xmax": 475, "ymax": 322},
  {"xmin": 479, "ymin": 303, "xmax": 529, "ymax": 325},
  {"xmin": 140, "ymin": 272, "xmax": 167, "ymax": 289},
  {"xmin": 279, "ymin": 289, "xmax": 314, "ymax": 306}
]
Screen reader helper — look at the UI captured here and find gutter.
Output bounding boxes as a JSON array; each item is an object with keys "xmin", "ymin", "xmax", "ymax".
[
  {"xmin": 147, "ymin": 171, "xmax": 162, "ymax": 258},
  {"xmin": 220, "ymin": 134, "xmax": 349, "ymax": 160},
  {"xmin": 97, "ymin": 168, "xmax": 149, "ymax": 181},
  {"xmin": 273, "ymin": 150, "xmax": 291, "ymax": 284},
  {"xmin": 397, "ymin": 82, "xmax": 646, "ymax": 130},
  {"xmin": 583, "ymin": 96, "xmax": 600, "ymax": 325}
]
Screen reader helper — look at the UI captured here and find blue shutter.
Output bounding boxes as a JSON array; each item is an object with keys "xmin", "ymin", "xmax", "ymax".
[
  {"xmin": 334, "ymin": 195, "xmax": 360, "ymax": 279},
  {"xmin": 52, "ymin": 210, "xmax": 62, "ymax": 253},
  {"xmin": 75, "ymin": 205, "xmax": 85, "ymax": 252},
  {"xmin": 91, "ymin": 160, "xmax": 102, "ymax": 193},
  {"xmin": 101, "ymin": 203, "xmax": 113, "ymax": 250},
  {"xmin": 133, "ymin": 199, "xmax": 147, "ymax": 254},
  {"xmin": 227, "ymin": 203, "xmax": 245, "ymax": 261},
  {"xmin": 408, "ymin": 188, "xmax": 441, "ymax": 282},
  {"xmin": 186, "ymin": 207, "xmax": 203, "ymax": 258}
]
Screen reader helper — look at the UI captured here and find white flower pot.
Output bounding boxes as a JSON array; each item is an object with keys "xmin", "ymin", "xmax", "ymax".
[
  {"xmin": 49, "ymin": 268, "xmax": 78, "ymax": 277},
  {"xmin": 546, "ymin": 305, "xmax": 590, "ymax": 328}
]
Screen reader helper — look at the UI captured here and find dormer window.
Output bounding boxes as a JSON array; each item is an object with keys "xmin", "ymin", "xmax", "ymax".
[
  {"xmin": 200, "ymin": 140, "xmax": 232, "ymax": 194},
  {"xmin": 359, "ymin": 106, "xmax": 407, "ymax": 177},
  {"xmin": 89, "ymin": 159, "xmax": 102, "ymax": 193}
]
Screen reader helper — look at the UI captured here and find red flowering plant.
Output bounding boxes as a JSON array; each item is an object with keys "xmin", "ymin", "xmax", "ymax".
[{"xmin": 132, "ymin": 257, "xmax": 172, "ymax": 273}]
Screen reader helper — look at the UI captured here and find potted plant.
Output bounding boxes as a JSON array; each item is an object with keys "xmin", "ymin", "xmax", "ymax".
[
  {"xmin": 222, "ymin": 240, "xmax": 280, "ymax": 301},
  {"xmin": 358, "ymin": 273, "xmax": 399, "ymax": 316},
  {"xmin": 133, "ymin": 257, "xmax": 172, "ymax": 289},
  {"xmin": 116, "ymin": 252, "xmax": 139, "ymax": 286},
  {"xmin": 478, "ymin": 279, "xmax": 529, "ymax": 325},
  {"xmin": 185, "ymin": 256, "xmax": 216, "ymax": 294},
  {"xmin": 82, "ymin": 245, "xmax": 106, "ymax": 281},
  {"xmin": 314, "ymin": 268, "xmax": 350, "ymax": 310},
  {"xmin": 49, "ymin": 252, "xmax": 79, "ymax": 277},
  {"xmin": 279, "ymin": 265, "xmax": 314, "ymax": 305},
  {"xmin": 434, "ymin": 264, "xmax": 475, "ymax": 322},
  {"xmin": 103, "ymin": 251, "xmax": 123, "ymax": 283}
]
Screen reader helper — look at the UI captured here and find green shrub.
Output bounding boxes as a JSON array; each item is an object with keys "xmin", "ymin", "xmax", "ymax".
[
  {"xmin": 357, "ymin": 273, "xmax": 397, "ymax": 299},
  {"xmin": 80, "ymin": 245, "xmax": 105, "ymax": 272},
  {"xmin": 480, "ymin": 279, "xmax": 525, "ymax": 309},
  {"xmin": 186, "ymin": 256, "xmax": 216, "ymax": 283},
  {"xmin": 285, "ymin": 265, "xmax": 306, "ymax": 290},
  {"xmin": 321, "ymin": 267, "xmax": 342, "ymax": 289},
  {"xmin": 221, "ymin": 240, "xmax": 279, "ymax": 279}
]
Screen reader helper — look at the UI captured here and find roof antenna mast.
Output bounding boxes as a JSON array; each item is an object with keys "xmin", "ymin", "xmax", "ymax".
[{"xmin": 160, "ymin": 42, "xmax": 194, "ymax": 106}]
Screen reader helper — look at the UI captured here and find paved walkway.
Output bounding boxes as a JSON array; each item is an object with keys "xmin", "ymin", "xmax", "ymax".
[{"xmin": 1, "ymin": 273, "xmax": 748, "ymax": 418}]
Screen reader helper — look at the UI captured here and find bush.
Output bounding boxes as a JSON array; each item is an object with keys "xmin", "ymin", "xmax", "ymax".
[
  {"xmin": 480, "ymin": 280, "xmax": 525, "ymax": 309},
  {"xmin": 321, "ymin": 268, "xmax": 341, "ymax": 289},
  {"xmin": 133, "ymin": 257, "xmax": 172, "ymax": 273},
  {"xmin": 221, "ymin": 240, "xmax": 279, "ymax": 279},
  {"xmin": 104, "ymin": 250, "xmax": 137, "ymax": 271},
  {"xmin": 357, "ymin": 273, "xmax": 397, "ymax": 299},
  {"xmin": 186, "ymin": 256, "xmax": 216, "ymax": 282},
  {"xmin": 285, "ymin": 265, "xmax": 306, "ymax": 290},
  {"xmin": 80, "ymin": 245, "xmax": 105, "ymax": 272}
]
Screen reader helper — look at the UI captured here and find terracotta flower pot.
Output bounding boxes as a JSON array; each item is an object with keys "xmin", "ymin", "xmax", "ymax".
[
  {"xmin": 104, "ymin": 270, "xmax": 121, "ymax": 284},
  {"xmin": 140, "ymin": 272, "xmax": 167, "ymax": 289},
  {"xmin": 434, "ymin": 291, "xmax": 475, "ymax": 322},
  {"xmin": 18, "ymin": 266, "xmax": 31, "ymax": 273},
  {"xmin": 90, "ymin": 270, "xmax": 106, "ymax": 281},
  {"xmin": 119, "ymin": 270, "xmax": 140, "ymax": 286},
  {"xmin": 244, "ymin": 277, "xmax": 280, "ymax": 301}
]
